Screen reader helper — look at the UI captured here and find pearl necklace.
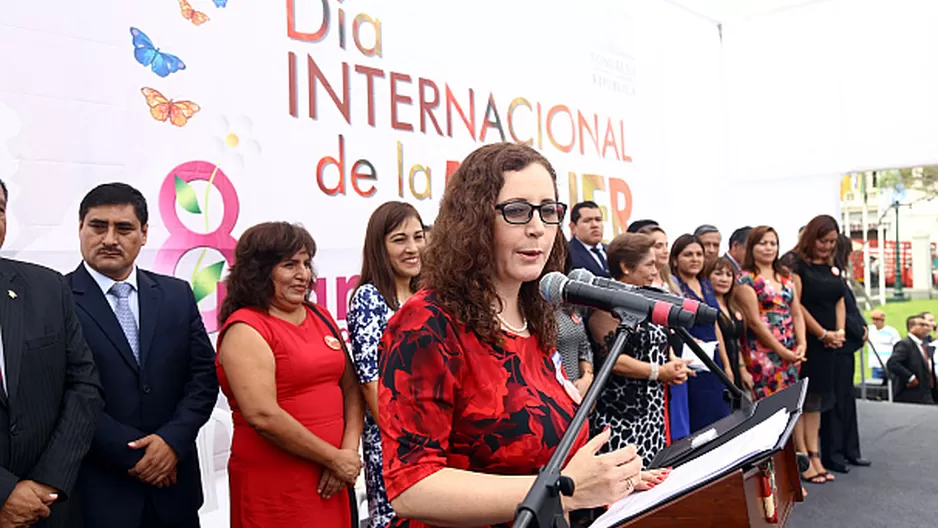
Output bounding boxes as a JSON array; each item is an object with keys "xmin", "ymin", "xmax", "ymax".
[{"xmin": 496, "ymin": 311, "xmax": 528, "ymax": 334}]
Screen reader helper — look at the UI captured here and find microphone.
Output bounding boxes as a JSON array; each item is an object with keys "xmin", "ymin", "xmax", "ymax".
[
  {"xmin": 539, "ymin": 272, "xmax": 695, "ymax": 328},
  {"xmin": 568, "ymin": 269, "xmax": 718, "ymax": 326}
]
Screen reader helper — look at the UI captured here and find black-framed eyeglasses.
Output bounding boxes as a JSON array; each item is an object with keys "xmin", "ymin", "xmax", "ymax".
[{"xmin": 495, "ymin": 200, "xmax": 568, "ymax": 225}]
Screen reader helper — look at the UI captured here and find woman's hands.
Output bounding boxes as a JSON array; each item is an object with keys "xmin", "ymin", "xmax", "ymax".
[
  {"xmin": 634, "ymin": 468, "xmax": 672, "ymax": 491},
  {"xmin": 738, "ymin": 368, "xmax": 755, "ymax": 393},
  {"xmin": 777, "ymin": 347, "xmax": 803, "ymax": 364},
  {"xmin": 659, "ymin": 358, "xmax": 694, "ymax": 385},
  {"xmin": 821, "ymin": 329, "xmax": 845, "ymax": 349},
  {"xmin": 329, "ymin": 448, "xmax": 363, "ymax": 483},
  {"xmin": 562, "ymin": 428, "xmax": 644, "ymax": 511},
  {"xmin": 319, "ymin": 448, "xmax": 362, "ymax": 499}
]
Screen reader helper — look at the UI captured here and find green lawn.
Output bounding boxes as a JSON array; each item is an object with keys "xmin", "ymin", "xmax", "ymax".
[{"xmin": 854, "ymin": 299, "xmax": 938, "ymax": 384}]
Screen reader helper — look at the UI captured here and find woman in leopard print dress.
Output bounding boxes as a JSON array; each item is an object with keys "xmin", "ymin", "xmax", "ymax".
[{"xmin": 587, "ymin": 233, "xmax": 694, "ymax": 467}]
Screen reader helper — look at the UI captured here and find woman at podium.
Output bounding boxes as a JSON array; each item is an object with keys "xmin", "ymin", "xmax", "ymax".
[{"xmin": 377, "ymin": 143, "xmax": 646, "ymax": 528}]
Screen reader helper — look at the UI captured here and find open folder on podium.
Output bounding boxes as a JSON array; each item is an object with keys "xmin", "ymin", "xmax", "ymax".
[{"xmin": 590, "ymin": 380, "xmax": 807, "ymax": 527}]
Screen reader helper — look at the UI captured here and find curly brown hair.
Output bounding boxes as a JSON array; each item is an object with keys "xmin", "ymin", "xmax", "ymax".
[
  {"xmin": 421, "ymin": 142, "xmax": 565, "ymax": 347},
  {"xmin": 218, "ymin": 222, "xmax": 317, "ymax": 326}
]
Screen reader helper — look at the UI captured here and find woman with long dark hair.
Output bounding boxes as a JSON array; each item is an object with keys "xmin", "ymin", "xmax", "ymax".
[
  {"xmin": 215, "ymin": 222, "xmax": 364, "ymax": 527},
  {"xmin": 348, "ymin": 201, "xmax": 426, "ymax": 528},
  {"xmin": 670, "ymin": 234, "xmax": 733, "ymax": 433},
  {"xmin": 378, "ymin": 143, "xmax": 648, "ymax": 527},
  {"xmin": 790, "ymin": 215, "xmax": 846, "ymax": 484},
  {"xmin": 707, "ymin": 256, "xmax": 747, "ymax": 392},
  {"xmin": 734, "ymin": 226, "xmax": 805, "ymax": 400}
]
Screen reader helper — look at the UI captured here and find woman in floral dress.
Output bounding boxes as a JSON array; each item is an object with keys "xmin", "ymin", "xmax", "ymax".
[
  {"xmin": 348, "ymin": 201, "xmax": 426, "ymax": 528},
  {"xmin": 734, "ymin": 226, "xmax": 806, "ymax": 399}
]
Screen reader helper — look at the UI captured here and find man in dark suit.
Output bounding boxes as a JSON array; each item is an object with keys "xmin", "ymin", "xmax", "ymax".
[
  {"xmin": 68, "ymin": 183, "xmax": 218, "ymax": 527},
  {"xmin": 925, "ymin": 312, "xmax": 937, "ymax": 403},
  {"xmin": 820, "ymin": 246, "xmax": 871, "ymax": 473},
  {"xmin": 694, "ymin": 224, "xmax": 722, "ymax": 264},
  {"xmin": 567, "ymin": 201, "xmax": 609, "ymax": 277},
  {"xmin": 0, "ymin": 179, "xmax": 104, "ymax": 527},
  {"xmin": 887, "ymin": 313, "xmax": 935, "ymax": 405},
  {"xmin": 724, "ymin": 226, "xmax": 751, "ymax": 273}
]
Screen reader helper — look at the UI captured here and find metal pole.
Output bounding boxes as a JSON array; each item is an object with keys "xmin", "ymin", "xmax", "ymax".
[
  {"xmin": 878, "ymin": 222, "xmax": 887, "ymax": 306},
  {"xmin": 862, "ymin": 181, "xmax": 871, "ymax": 300},
  {"xmin": 893, "ymin": 202, "xmax": 904, "ymax": 300},
  {"xmin": 860, "ymin": 340, "xmax": 867, "ymax": 400}
]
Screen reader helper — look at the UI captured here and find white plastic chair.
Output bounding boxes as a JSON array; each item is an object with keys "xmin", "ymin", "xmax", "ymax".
[{"xmin": 197, "ymin": 406, "xmax": 234, "ymax": 513}]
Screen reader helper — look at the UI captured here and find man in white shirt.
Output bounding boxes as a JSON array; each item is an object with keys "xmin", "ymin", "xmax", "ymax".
[{"xmin": 867, "ymin": 309, "xmax": 901, "ymax": 380}]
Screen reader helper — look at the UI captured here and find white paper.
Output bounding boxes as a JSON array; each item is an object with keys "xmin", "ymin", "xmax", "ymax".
[
  {"xmin": 590, "ymin": 409, "xmax": 791, "ymax": 528},
  {"xmin": 684, "ymin": 341, "xmax": 718, "ymax": 372}
]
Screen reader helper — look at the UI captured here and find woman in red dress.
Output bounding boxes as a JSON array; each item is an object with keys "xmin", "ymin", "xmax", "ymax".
[
  {"xmin": 215, "ymin": 222, "xmax": 364, "ymax": 527},
  {"xmin": 379, "ymin": 143, "xmax": 658, "ymax": 528}
]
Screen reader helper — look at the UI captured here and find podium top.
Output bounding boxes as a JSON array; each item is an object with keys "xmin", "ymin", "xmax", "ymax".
[
  {"xmin": 651, "ymin": 379, "xmax": 807, "ymax": 469},
  {"xmin": 590, "ymin": 406, "xmax": 794, "ymax": 528}
]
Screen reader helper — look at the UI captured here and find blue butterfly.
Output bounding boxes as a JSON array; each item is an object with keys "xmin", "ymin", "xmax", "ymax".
[
  {"xmin": 213, "ymin": 0, "xmax": 227, "ymax": 7},
  {"xmin": 130, "ymin": 27, "xmax": 185, "ymax": 78}
]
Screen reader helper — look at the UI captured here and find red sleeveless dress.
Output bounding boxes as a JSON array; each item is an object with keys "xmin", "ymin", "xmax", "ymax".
[{"xmin": 217, "ymin": 306, "xmax": 351, "ymax": 528}]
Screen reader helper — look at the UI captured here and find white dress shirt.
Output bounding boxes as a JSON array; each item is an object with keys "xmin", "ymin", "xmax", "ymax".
[
  {"xmin": 585, "ymin": 241, "xmax": 607, "ymax": 268},
  {"xmin": 83, "ymin": 261, "xmax": 140, "ymax": 328},
  {"xmin": 867, "ymin": 324, "xmax": 900, "ymax": 366},
  {"xmin": 907, "ymin": 333, "xmax": 926, "ymax": 383}
]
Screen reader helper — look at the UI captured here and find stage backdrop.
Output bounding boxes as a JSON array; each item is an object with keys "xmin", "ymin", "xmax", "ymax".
[{"xmin": 0, "ymin": 0, "xmax": 724, "ymax": 524}]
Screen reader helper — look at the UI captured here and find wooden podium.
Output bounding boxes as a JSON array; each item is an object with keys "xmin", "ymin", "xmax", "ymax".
[
  {"xmin": 622, "ymin": 439, "xmax": 804, "ymax": 527},
  {"xmin": 600, "ymin": 381, "xmax": 809, "ymax": 527}
]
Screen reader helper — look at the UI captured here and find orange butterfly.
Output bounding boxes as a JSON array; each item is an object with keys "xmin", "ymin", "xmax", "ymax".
[
  {"xmin": 179, "ymin": 0, "xmax": 210, "ymax": 25},
  {"xmin": 141, "ymin": 87, "xmax": 201, "ymax": 127}
]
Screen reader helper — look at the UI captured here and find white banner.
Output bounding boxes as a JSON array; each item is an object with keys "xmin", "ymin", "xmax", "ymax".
[{"xmin": 1, "ymin": 0, "xmax": 729, "ymax": 524}]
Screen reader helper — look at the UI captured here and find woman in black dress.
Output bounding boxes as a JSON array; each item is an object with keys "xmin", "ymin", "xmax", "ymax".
[
  {"xmin": 790, "ymin": 215, "xmax": 846, "ymax": 484},
  {"xmin": 708, "ymin": 257, "xmax": 749, "ymax": 392}
]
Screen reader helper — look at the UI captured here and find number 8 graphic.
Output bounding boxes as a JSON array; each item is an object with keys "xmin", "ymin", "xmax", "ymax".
[{"xmin": 155, "ymin": 160, "xmax": 239, "ymax": 333}]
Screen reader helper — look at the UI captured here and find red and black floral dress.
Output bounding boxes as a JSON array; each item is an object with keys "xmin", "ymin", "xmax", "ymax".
[{"xmin": 378, "ymin": 290, "xmax": 589, "ymax": 528}]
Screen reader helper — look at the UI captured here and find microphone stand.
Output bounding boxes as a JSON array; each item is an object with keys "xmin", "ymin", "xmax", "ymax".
[
  {"xmin": 514, "ymin": 308, "xmax": 644, "ymax": 528},
  {"xmin": 672, "ymin": 327, "xmax": 753, "ymax": 413}
]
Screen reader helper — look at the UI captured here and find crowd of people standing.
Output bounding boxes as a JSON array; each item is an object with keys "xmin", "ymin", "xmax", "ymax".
[{"xmin": 3, "ymin": 141, "xmax": 936, "ymax": 528}]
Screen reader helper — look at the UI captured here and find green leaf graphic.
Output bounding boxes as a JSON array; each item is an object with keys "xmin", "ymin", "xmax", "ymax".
[
  {"xmin": 174, "ymin": 175, "xmax": 202, "ymax": 214},
  {"xmin": 192, "ymin": 260, "xmax": 225, "ymax": 303}
]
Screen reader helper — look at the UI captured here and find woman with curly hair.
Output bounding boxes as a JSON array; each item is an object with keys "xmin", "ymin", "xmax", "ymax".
[
  {"xmin": 215, "ymin": 222, "xmax": 364, "ymax": 527},
  {"xmin": 378, "ymin": 143, "xmax": 650, "ymax": 528}
]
